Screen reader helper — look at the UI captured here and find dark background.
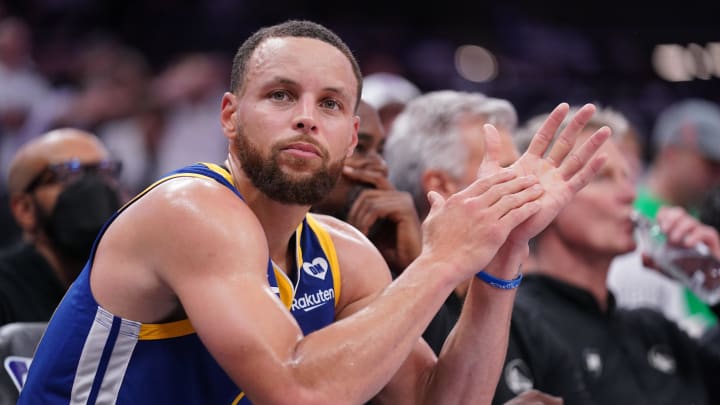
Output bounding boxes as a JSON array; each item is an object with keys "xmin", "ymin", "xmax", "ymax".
[{"xmin": 2, "ymin": 0, "xmax": 719, "ymax": 142}]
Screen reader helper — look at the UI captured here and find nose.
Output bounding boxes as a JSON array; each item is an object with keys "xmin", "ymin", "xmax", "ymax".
[
  {"xmin": 618, "ymin": 177, "xmax": 637, "ymax": 204},
  {"xmin": 292, "ymin": 96, "xmax": 318, "ymax": 133}
]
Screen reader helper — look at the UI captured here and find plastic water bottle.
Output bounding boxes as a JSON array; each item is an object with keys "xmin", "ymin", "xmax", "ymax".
[{"xmin": 632, "ymin": 211, "xmax": 720, "ymax": 306}]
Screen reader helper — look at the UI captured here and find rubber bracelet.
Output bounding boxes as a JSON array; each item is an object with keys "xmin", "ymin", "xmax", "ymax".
[{"xmin": 475, "ymin": 270, "xmax": 523, "ymax": 289}]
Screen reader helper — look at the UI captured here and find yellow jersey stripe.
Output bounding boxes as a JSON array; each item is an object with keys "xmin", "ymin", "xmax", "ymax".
[
  {"xmin": 273, "ymin": 264, "xmax": 295, "ymax": 308},
  {"xmin": 306, "ymin": 214, "xmax": 341, "ymax": 306},
  {"xmin": 202, "ymin": 162, "xmax": 235, "ymax": 185},
  {"xmin": 138, "ymin": 319, "xmax": 195, "ymax": 340}
]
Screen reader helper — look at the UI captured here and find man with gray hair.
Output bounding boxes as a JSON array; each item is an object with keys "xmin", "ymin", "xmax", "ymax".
[
  {"xmin": 512, "ymin": 103, "xmax": 720, "ymax": 405},
  {"xmin": 386, "ymin": 90, "xmax": 592, "ymax": 404},
  {"xmin": 388, "ymin": 91, "xmax": 520, "ymax": 219}
]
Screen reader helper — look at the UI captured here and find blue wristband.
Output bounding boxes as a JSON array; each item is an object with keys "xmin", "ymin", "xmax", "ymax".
[{"xmin": 475, "ymin": 270, "xmax": 523, "ymax": 289}]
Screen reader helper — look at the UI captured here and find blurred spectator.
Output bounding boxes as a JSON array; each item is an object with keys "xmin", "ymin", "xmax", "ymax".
[
  {"xmin": 618, "ymin": 122, "xmax": 646, "ymax": 182},
  {"xmin": 386, "ymin": 91, "xmax": 592, "ymax": 404},
  {"xmin": 0, "ymin": 128, "xmax": 122, "ymax": 326},
  {"xmin": 700, "ymin": 185, "xmax": 720, "ymax": 233},
  {"xmin": 611, "ymin": 99, "xmax": 720, "ymax": 335},
  {"xmin": 0, "ymin": 16, "xmax": 49, "ymax": 147},
  {"xmin": 361, "ymin": 72, "xmax": 420, "ymax": 135},
  {"xmin": 637, "ymin": 98, "xmax": 720, "ymax": 218},
  {"xmin": 150, "ymin": 52, "xmax": 229, "ymax": 178},
  {"xmin": 0, "ymin": 16, "xmax": 51, "ymax": 248},
  {"xmin": 516, "ymin": 108, "xmax": 720, "ymax": 404},
  {"xmin": 52, "ymin": 38, "xmax": 150, "ymax": 132},
  {"xmin": 78, "ymin": 39, "xmax": 161, "ymax": 193}
]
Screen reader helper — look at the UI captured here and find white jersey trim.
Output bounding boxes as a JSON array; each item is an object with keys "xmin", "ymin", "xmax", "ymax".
[{"xmin": 70, "ymin": 307, "xmax": 140, "ymax": 405}]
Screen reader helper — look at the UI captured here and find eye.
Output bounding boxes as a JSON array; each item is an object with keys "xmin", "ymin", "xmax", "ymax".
[
  {"xmin": 320, "ymin": 98, "xmax": 341, "ymax": 111},
  {"xmin": 269, "ymin": 90, "xmax": 291, "ymax": 102}
]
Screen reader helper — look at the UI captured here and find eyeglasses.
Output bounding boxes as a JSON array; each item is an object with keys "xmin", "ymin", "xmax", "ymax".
[{"xmin": 24, "ymin": 158, "xmax": 122, "ymax": 192}]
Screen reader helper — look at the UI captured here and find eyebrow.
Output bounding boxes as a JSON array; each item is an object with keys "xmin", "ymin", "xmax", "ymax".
[{"xmin": 271, "ymin": 76, "xmax": 350, "ymax": 100}]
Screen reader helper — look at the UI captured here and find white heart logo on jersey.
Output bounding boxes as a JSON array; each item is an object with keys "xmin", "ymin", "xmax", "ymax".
[{"xmin": 303, "ymin": 257, "xmax": 329, "ymax": 280}]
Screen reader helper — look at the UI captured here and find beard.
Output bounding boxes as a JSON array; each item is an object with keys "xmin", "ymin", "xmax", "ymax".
[{"xmin": 233, "ymin": 126, "xmax": 345, "ymax": 205}]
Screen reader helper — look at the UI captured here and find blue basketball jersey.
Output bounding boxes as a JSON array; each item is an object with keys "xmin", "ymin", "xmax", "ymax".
[{"xmin": 19, "ymin": 163, "xmax": 342, "ymax": 404}]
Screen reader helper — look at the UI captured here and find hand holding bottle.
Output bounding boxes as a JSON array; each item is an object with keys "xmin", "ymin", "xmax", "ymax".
[{"xmin": 633, "ymin": 207, "xmax": 720, "ymax": 305}]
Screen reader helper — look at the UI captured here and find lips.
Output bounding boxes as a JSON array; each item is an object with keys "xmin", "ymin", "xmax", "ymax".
[{"xmin": 283, "ymin": 142, "xmax": 322, "ymax": 157}]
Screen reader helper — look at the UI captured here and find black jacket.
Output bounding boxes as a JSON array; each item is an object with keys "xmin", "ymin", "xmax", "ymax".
[
  {"xmin": 0, "ymin": 243, "xmax": 65, "ymax": 326},
  {"xmin": 517, "ymin": 274, "xmax": 720, "ymax": 405},
  {"xmin": 423, "ymin": 288, "xmax": 593, "ymax": 405}
]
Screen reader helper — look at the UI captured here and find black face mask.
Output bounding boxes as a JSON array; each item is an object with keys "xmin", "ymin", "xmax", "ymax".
[{"xmin": 34, "ymin": 174, "xmax": 121, "ymax": 262}]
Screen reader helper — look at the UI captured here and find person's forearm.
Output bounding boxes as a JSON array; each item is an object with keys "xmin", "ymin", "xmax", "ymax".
[
  {"xmin": 283, "ymin": 255, "xmax": 459, "ymax": 404},
  {"xmin": 420, "ymin": 245, "xmax": 524, "ymax": 404}
]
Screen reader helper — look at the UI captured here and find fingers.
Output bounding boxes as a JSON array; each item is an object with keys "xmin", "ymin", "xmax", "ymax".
[
  {"xmin": 546, "ymin": 103, "xmax": 596, "ymax": 167},
  {"xmin": 456, "ymin": 172, "xmax": 542, "ymax": 231},
  {"xmin": 483, "ymin": 123, "xmax": 501, "ymax": 166},
  {"xmin": 498, "ymin": 200, "xmax": 542, "ymax": 236},
  {"xmin": 464, "ymin": 177, "xmax": 542, "ymax": 229},
  {"xmin": 658, "ymin": 207, "xmax": 720, "ymax": 256},
  {"xmin": 474, "ymin": 175, "xmax": 540, "ymax": 208},
  {"xmin": 347, "ymin": 190, "xmax": 383, "ymax": 233},
  {"xmin": 684, "ymin": 226, "xmax": 720, "ymax": 258},
  {"xmin": 425, "ymin": 190, "xmax": 445, "ymax": 218},
  {"xmin": 656, "ymin": 206, "xmax": 686, "ymax": 232},
  {"xmin": 526, "ymin": 103, "xmax": 570, "ymax": 157},
  {"xmin": 657, "ymin": 206, "xmax": 693, "ymax": 245},
  {"xmin": 565, "ymin": 153, "xmax": 608, "ymax": 194},
  {"xmin": 342, "ymin": 166, "xmax": 393, "ymax": 190},
  {"xmin": 667, "ymin": 216, "xmax": 699, "ymax": 247},
  {"xmin": 559, "ymin": 126, "xmax": 611, "ymax": 191},
  {"xmin": 459, "ymin": 169, "xmax": 518, "ymax": 199},
  {"xmin": 347, "ymin": 190, "xmax": 417, "ymax": 234}
]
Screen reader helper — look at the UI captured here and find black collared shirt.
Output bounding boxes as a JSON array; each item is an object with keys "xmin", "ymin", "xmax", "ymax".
[
  {"xmin": 0, "ymin": 243, "xmax": 65, "ymax": 326},
  {"xmin": 423, "ymin": 290, "xmax": 593, "ymax": 405},
  {"xmin": 517, "ymin": 274, "xmax": 715, "ymax": 405}
]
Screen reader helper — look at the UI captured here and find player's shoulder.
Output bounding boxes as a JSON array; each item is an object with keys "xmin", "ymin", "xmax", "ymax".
[
  {"xmin": 141, "ymin": 175, "xmax": 252, "ymax": 217},
  {"xmin": 118, "ymin": 175, "xmax": 264, "ymax": 248}
]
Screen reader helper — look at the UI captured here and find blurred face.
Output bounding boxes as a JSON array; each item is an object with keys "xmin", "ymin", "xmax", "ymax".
[
  {"xmin": 669, "ymin": 148, "xmax": 720, "ymax": 206},
  {"xmin": 619, "ymin": 127, "xmax": 643, "ymax": 181},
  {"xmin": 314, "ymin": 101, "xmax": 386, "ymax": 217},
  {"xmin": 550, "ymin": 131, "xmax": 638, "ymax": 256},
  {"xmin": 226, "ymin": 37, "xmax": 359, "ymax": 205},
  {"xmin": 11, "ymin": 132, "xmax": 121, "ymax": 263},
  {"xmin": 0, "ymin": 20, "xmax": 31, "ymax": 68},
  {"xmin": 24, "ymin": 136, "xmax": 113, "ymax": 217}
]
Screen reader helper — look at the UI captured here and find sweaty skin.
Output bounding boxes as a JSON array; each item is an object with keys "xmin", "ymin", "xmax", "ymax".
[{"xmin": 83, "ymin": 36, "xmax": 609, "ymax": 404}]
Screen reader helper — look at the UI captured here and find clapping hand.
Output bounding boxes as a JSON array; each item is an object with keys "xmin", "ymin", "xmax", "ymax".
[{"xmin": 480, "ymin": 103, "xmax": 611, "ymax": 247}]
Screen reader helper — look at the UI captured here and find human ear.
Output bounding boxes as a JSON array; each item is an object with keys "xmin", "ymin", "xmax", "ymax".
[
  {"xmin": 421, "ymin": 170, "xmax": 460, "ymax": 199},
  {"xmin": 220, "ymin": 92, "xmax": 238, "ymax": 140},
  {"xmin": 9, "ymin": 193, "xmax": 37, "ymax": 232},
  {"xmin": 346, "ymin": 115, "xmax": 359, "ymax": 158}
]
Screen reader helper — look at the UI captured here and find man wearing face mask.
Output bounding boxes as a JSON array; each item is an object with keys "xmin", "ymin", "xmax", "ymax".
[{"xmin": 0, "ymin": 128, "xmax": 122, "ymax": 326}]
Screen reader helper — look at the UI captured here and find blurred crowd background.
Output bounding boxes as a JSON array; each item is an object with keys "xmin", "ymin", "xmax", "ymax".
[{"xmin": 0, "ymin": 0, "xmax": 718, "ymax": 246}]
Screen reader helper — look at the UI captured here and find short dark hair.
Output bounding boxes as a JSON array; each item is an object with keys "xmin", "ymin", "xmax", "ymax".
[{"xmin": 230, "ymin": 20, "xmax": 362, "ymax": 111}]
